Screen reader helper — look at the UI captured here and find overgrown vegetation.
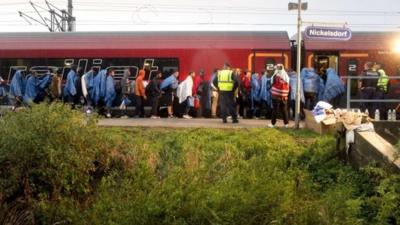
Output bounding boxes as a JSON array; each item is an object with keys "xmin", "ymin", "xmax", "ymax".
[{"xmin": 0, "ymin": 103, "xmax": 400, "ymax": 225}]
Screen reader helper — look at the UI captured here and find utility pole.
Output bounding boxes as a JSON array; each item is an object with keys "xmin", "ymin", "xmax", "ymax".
[
  {"xmin": 19, "ymin": 0, "xmax": 75, "ymax": 32},
  {"xmin": 67, "ymin": 0, "xmax": 75, "ymax": 31},
  {"xmin": 289, "ymin": 0, "xmax": 307, "ymax": 129}
]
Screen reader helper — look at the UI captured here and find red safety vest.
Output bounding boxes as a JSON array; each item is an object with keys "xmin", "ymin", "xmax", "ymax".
[{"xmin": 271, "ymin": 75, "xmax": 289, "ymax": 98}]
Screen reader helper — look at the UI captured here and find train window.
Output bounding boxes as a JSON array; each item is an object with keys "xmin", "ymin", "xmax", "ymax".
[
  {"xmin": 314, "ymin": 54, "xmax": 339, "ymax": 74},
  {"xmin": 0, "ymin": 57, "xmax": 179, "ymax": 82}
]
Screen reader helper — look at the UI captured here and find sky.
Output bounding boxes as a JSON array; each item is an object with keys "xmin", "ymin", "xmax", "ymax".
[{"xmin": 0, "ymin": 0, "xmax": 399, "ymax": 36}]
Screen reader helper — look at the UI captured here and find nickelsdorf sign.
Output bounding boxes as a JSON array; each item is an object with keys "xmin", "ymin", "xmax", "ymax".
[{"xmin": 305, "ymin": 26, "xmax": 352, "ymax": 41}]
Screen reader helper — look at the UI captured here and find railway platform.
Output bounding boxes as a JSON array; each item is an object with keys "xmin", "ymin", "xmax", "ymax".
[{"xmin": 98, "ymin": 118, "xmax": 304, "ymax": 129}]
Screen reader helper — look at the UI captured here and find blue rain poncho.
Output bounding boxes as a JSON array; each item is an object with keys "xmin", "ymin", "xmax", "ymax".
[
  {"xmin": 321, "ymin": 68, "xmax": 345, "ymax": 102},
  {"xmin": 301, "ymin": 68, "xmax": 320, "ymax": 93},
  {"xmin": 23, "ymin": 75, "xmax": 37, "ymax": 103},
  {"xmin": 10, "ymin": 70, "xmax": 25, "ymax": 97},
  {"xmin": 251, "ymin": 73, "xmax": 261, "ymax": 103},
  {"xmin": 289, "ymin": 71, "xmax": 305, "ymax": 103},
  {"xmin": 160, "ymin": 74, "xmax": 178, "ymax": 90},
  {"xmin": 83, "ymin": 71, "xmax": 95, "ymax": 98},
  {"xmin": 259, "ymin": 74, "xmax": 272, "ymax": 107},
  {"xmin": 104, "ymin": 75, "xmax": 116, "ymax": 108},
  {"xmin": 36, "ymin": 73, "xmax": 52, "ymax": 101},
  {"xmin": 63, "ymin": 70, "xmax": 78, "ymax": 98},
  {"xmin": 93, "ymin": 69, "xmax": 107, "ymax": 105},
  {"xmin": 0, "ymin": 78, "xmax": 6, "ymax": 98}
]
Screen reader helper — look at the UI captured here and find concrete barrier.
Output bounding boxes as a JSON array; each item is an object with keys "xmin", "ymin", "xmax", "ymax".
[
  {"xmin": 351, "ymin": 131, "xmax": 400, "ymax": 172},
  {"xmin": 372, "ymin": 121, "xmax": 400, "ymax": 145}
]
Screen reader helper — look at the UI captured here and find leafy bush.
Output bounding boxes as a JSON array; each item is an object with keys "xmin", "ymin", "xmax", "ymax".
[{"xmin": 1, "ymin": 104, "xmax": 400, "ymax": 225}]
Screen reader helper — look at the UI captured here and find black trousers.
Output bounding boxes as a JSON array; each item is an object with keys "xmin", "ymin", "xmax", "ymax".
[
  {"xmin": 271, "ymin": 97, "xmax": 289, "ymax": 125},
  {"xmin": 150, "ymin": 96, "xmax": 159, "ymax": 116},
  {"xmin": 135, "ymin": 95, "xmax": 145, "ymax": 117},
  {"xmin": 360, "ymin": 87, "xmax": 377, "ymax": 117},
  {"xmin": 219, "ymin": 91, "xmax": 237, "ymax": 121},
  {"xmin": 304, "ymin": 92, "xmax": 317, "ymax": 110}
]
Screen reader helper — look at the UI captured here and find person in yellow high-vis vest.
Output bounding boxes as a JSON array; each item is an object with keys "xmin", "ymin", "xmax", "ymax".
[
  {"xmin": 213, "ymin": 63, "xmax": 239, "ymax": 123},
  {"xmin": 375, "ymin": 63, "xmax": 390, "ymax": 119}
]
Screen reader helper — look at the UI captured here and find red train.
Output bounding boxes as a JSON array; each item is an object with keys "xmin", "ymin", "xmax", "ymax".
[
  {"xmin": 0, "ymin": 31, "xmax": 291, "ymax": 82},
  {"xmin": 0, "ymin": 31, "xmax": 399, "ymax": 89}
]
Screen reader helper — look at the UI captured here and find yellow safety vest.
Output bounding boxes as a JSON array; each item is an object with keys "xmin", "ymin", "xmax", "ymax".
[
  {"xmin": 377, "ymin": 69, "xmax": 389, "ymax": 92},
  {"xmin": 217, "ymin": 70, "xmax": 234, "ymax": 91}
]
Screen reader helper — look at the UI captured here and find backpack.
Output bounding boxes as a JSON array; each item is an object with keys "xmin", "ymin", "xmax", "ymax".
[{"xmin": 271, "ymin": 75, "xmax": 289, "ymax": 98}]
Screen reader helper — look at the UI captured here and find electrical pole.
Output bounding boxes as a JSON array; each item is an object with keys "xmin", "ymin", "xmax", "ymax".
[
  {"xmin": 289, "ymin": 0, "xmax": 307, "ymax": 129},
  {"xmin": 19, "ymin": 0, "xmax": 75, "ymax": 32},
  {"xmin": 67, "ymin": 0, "xmax": 75, "ymax": 31}
]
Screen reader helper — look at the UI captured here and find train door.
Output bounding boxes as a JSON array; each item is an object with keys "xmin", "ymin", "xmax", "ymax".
[{"xmin": 313, "ymin": 53, "xmax": 339, "ymax": 74}]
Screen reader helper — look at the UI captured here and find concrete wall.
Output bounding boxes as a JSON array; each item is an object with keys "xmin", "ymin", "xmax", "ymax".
[{"xmin": 350, "ymin": 131, "xmax": 400, "ymax": 172}]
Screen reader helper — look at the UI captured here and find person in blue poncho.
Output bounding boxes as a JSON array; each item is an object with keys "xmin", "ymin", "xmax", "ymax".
[
  {"xmin": 288, "ymin": 70, "xmax": 305, "ymax": 119},
  {"xmin": 320, "ymin": 68, "xmax": 345, "ymax": 107},
  {"xmin": 34, "ymin": 72, "xmax": 52, "ymax": 103},
  {"xmin": 9, "ymin": 70, "xmax": 26, "ymax": 109},
  {"xmin": 301, "ymin": 67, "xmax": 320, "ymax": 110},
  {"xmin": 259, "ymin": 71, "xmax": 272, "ymax": 118},
  {"xmin": 104, "ymin": 68, "xmax": 116, "ymax": 118},
  {"xmin": 81, "ymin": 67, "xmax": 98, "ymax": 113},
  {"xmin": 0, "ymin": 75, "xmax": 7, "ymax": 105},
  {"xmin": 63, "ymin": 66, "xmax": 79, "ymax": 107},
  {"xmin": 160, "ymin": 70, "xmax": 179, "ymax": 118},
  {"xmin": 92, "ymin": 69, "xmax": 107, "ymax": 107},
  {"xmin": 23, "ymin": 72, "xmax": 38, "ymax": 104},
  {"xmin": 250, "ymin": 73, "xmax": 261, "ymax": 118}
]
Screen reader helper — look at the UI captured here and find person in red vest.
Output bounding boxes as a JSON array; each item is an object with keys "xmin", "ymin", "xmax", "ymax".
[{"xmin": 268, "ymin": 64, "xmax": 290, "ymax": 128}]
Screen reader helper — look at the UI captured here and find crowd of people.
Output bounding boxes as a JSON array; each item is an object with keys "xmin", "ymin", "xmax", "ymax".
[{"xmin": 0, "ymin": 62, "xmax": 354, "ymax": 126}]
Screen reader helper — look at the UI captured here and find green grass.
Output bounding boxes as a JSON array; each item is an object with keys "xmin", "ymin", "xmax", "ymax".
[{"xmin": 1, "ymin": 103, "xmax": 400, "ymax": 225}]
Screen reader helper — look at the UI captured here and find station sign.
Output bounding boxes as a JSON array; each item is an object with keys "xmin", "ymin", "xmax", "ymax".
[{"xmin": 305, "ymin": 26, "xmax": 352, "ymax": 41}]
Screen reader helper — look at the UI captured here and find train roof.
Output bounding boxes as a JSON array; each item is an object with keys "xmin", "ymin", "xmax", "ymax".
[
  {"xmin": 304, "ymin": 31, "xmax": 400, "ymax": 51},
  {"xmin": 0, "ymin": 31, "xmax": 290, "ymax": 50}
]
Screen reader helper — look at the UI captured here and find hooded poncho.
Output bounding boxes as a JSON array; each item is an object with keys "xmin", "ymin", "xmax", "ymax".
[
  {"xmin": 321, "ymin": 68, "xmax": 345, "ymax": 102},
  {"xmin": 301, "ymin": 68, "xmax": 320, "ymax": 93},
  {"xmin": 251, "ymin": 73, "xmax": 261, "ymax": 103},
  {"xmin": 63, "ymin": 70, "xmax": 78, "ymax": 98},
  {"xmin": 177, "ymin": 75, "xmax": 193, "ymax": 104},
  {"xmin": 289, "ymin": 71, "xmax": 305, "ymax": 103},
  {"xmin": 259, "ymin": 73, "xmax": 272, "ymax": 107},
  {"xmin": 10, "ymin": 70, "xmax": 25, "ymax": 97},
  {"xmin": 104, "ymin": 75, "xmax": 116, "ymax": 108},
  {"xmin": 93, "ymin": 69, "xmax": 107, "ymax": 105}
]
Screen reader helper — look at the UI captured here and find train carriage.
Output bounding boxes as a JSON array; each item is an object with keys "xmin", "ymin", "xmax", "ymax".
[{"xmin": 0, "ymin": 31, "xmax": 291, "ymax": 83}]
